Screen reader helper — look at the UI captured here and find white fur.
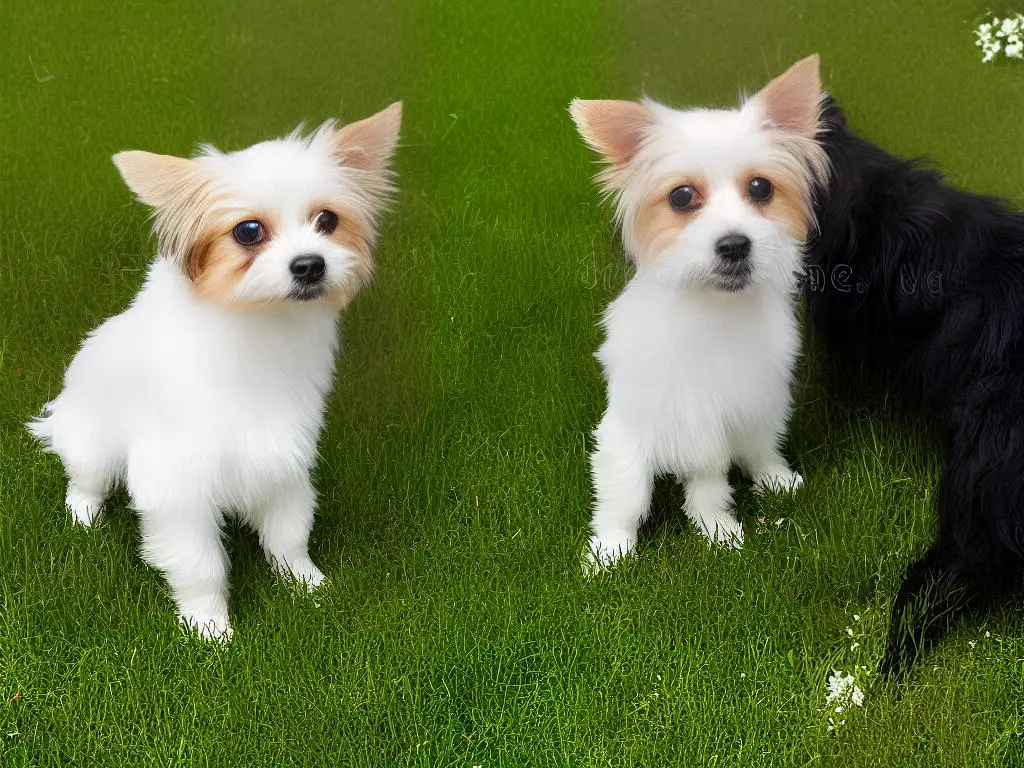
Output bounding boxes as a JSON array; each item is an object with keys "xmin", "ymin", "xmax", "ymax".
[
  {"xmin": 28, "ymin": 120, "xmax": 398, "ymax": 639},
  {"xmin": 585, "ymin": 100, "xmax": 816, "ymax": 570}
]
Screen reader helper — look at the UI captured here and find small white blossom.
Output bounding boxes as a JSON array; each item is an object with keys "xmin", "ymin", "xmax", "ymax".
[
  {"xmin": 827, "ymin": 716, "xmax": 847, "ymax": 733},
  {"xmin": 826, "ymin": 671, "xmax": 865, "ymax": 710}
]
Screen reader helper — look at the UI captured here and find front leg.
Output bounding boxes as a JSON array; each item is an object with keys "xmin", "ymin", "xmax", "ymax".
[
  {"xmin": 585, "ymin": 413, "xmax": 654, "ymax": 573},
  {"xmin": 129, "ymin": 452, "xmax": 232, "ymax": 641},
  {"xmin": 683, "ymin": 470, "xmax": 743, "ymax": 548},
  {"xmin": 736, "ymin": 426, "xmax": 802, "ymax": 494},
  {"xmin": 250, "ymin": 475, "xmax": 325, "ymax": 591},
  {"xmin": 136, "ymin": 500, "xmax": 232, "ymax": 641}
]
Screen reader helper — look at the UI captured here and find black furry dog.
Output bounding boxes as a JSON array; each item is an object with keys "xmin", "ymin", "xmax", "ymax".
[{"xmin": 806, "ymin": 97, "xmax": 1024, "ymax": 679}]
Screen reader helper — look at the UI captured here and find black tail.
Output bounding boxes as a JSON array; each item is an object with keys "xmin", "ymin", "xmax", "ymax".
[
  {"xmin": 880, "ymin": 548, "xmax": 981, "ymax": 679},
  {"xmin": 881, "ymin": 393, "xmax": 1024, "ymax": 679}
]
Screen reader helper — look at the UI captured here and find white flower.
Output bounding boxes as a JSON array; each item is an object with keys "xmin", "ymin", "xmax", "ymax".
[
  {"xmin": 853, "ymin": 614, "xmax": 860, "ymax": 622},
  {"xmin": 826, "ymin": 671, "xmax": 865, "ymax": 711},
  {"xmin": 976, "ymin": 15, "xmax": 1024, "ymax": 61},
  {"xmin": 849, "ymin": 685, "xmax": 864, "ymax": 706},
  {"xmin": 850, "ymin": 642, "xmax": 860, "ymax": 651},
  {"xmin": 846, "ymin": 627, "xmax": 854, "ymax": 637},
  {"xmin": 827, "ymin": 716, "xmax": 848, "ymax": 733}
]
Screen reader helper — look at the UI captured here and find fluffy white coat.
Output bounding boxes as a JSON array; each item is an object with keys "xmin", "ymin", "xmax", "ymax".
[
  {"xmin": 29, "ymin": 103, "xmax": 401, "ymax": 638},
  {"xmin": 572, "ymin": 56, "xmax": 828, "ymax": 568}
]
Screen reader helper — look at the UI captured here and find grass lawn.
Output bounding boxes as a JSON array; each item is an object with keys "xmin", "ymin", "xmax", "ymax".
[{"xmin": 2, "ymin": 0, "xmax": 1024, "ymax": 764}]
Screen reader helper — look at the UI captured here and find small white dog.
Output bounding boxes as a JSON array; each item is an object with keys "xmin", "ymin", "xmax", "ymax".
[
  {"xmin": 28, "ymin": 102, "xmax": 402, "ymax": 639},
  {"xmin": 571, "ymin": 56, "xmax": 828, "ymax": 569}
]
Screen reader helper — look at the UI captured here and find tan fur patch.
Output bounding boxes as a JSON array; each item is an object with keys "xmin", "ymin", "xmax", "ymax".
[
  {"xmin": 740, "ymin": 162, "xmax": 814, "ymax": 240},
  {"xmin": 632, "ymin": 175, "xmax": 706, "ymax": 263},
  {"xmin": 325, "ymin": 206, "xmax": 374, "ymax": 309},
  {"xmin": 190, "ymin": 215, "xmax": 273, "ymax": 304}
]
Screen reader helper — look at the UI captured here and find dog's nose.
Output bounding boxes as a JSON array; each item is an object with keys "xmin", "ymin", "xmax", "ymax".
[
  {"xmin": 289, "ymin": 254, "xmax": 326, "ymax": 284},
  {"xmin": 715, "ymin": 234, "xmax": 752, "ymax": 262}
]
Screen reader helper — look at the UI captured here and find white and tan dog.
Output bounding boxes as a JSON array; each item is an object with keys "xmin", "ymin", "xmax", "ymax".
[
  {"xmin": 571, "ymin": 57, "xmax": 827, "ymax": 569},
  {"xmin": 29, "ymin": 103, "xmax": 402, "ymax": 638}
]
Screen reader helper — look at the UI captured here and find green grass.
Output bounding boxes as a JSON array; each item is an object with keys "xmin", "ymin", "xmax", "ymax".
[{"xmin": 2, "ymin": 0, "xmax": 1023, "ymax": 764}]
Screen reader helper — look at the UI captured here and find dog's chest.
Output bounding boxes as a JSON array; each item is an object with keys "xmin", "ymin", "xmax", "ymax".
[
  {"xmin": 600, "ymin": 283, "xmax": 798, "ymax": 416},
  {"xmin": 189, "ymin": 311, "xmax": 340, "ymax": 496}
]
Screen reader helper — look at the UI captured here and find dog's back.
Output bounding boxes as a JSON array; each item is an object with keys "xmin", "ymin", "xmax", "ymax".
[
  {"xmin": 810, "ymin": 96, "xmax": 1024, "ymax": 411},
  {"xmin": 806, "ymin": 96, "xmax": 1024, "ymax": 677}
]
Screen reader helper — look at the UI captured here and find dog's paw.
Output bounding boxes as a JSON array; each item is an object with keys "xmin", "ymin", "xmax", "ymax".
[
  {"xmin": 753, "ymin": 469, "xmax": 803, "ymax": 495},
  {"xmin": 272, "ymin": 557, "xmax": 326, "ymax": 592},
  {"xmin": 693, "ymin": 513, "xmax": 744, "ymax": 549},
  {"xmin": 180, "ymin": 612, "xmax": 233, "ymax": 643},
  {"xmin": 582, "ymin": 534, "xmax": 635, "ymax": 577},
  {"xmin": 65, "ymin": 486, "xmax": 102, "ymax": 527}
]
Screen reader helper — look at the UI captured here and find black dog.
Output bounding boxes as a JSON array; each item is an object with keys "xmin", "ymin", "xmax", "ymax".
[{"xmin": 806, "ymin": 97, "xmax": 1024, "ymax": 679}]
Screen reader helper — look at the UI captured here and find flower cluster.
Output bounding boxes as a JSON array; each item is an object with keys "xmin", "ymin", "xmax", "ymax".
[
  {"xmin": 825, "ymin": 670, "xmax": 865, "ymax": 732},
  {"xmin": 975, "ymin": 15, "xmax": 1024, "ymax": 62}
]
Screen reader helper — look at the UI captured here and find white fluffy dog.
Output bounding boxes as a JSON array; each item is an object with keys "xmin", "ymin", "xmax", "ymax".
[
  {"xmin": 571, "ymin": 56, "xmax": 828, "ymax": 568},
  {"xmin": 28, "ymin": 103, "xmax": 402, "ymax": 639}
]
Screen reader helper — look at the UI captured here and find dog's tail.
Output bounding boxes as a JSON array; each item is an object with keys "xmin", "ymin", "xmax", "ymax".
[
  {"xmin": 880, "ymin": 548, "xmax": 977, "ymax": 679},
  {"xmin": 880, "ymin": 407, "xmax": 1024, "ymax": 679},
  {"xmin": 26, "ymin": 399, "xmax": 58, "ymax": 453}
]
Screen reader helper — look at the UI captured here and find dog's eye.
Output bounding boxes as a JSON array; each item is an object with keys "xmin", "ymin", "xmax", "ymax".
[
  {"xmin": 669, "ymin": 185, "xmax": 696, "ymax": 211},
  {"xmin": 314, "ymin": 210, "xmax": 339, "ymax": 236},
  {"xmin": 748, "ymin": 177, "xmax": 773, "ymax": 202},
  {"xmin": 232, "ymin": 220, "xmax": 265, "ymax": 246}
]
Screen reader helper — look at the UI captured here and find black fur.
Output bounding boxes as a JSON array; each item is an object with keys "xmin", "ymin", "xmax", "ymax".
[{"xmin": 806, "ymin": 97, "xmax": 1024, "ymax": 679}]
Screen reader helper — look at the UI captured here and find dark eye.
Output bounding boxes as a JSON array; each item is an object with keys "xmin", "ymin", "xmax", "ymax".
[
  {"xmin": 314, "ymin": 209, "xmax": 339, "ymax": 235},
  {"xmin": 748, "ymin": 177, "xmax": 773, "ymax": 202},
  {"xmin": 232, "ymin": 220, "xmax": 265, "ymax": 246},
  {"xmin": 668, "ymin": 185, "xmax": 696, "ymax": 211}
]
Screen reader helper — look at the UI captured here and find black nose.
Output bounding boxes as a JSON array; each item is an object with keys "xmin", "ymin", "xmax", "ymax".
[
  {"xmin": 715, "ymin": 234, "xmax": 751, "ymax": 262},
  {"xmin": 289, "ymin": 254, "xmax": 326, "ymax": 284}
]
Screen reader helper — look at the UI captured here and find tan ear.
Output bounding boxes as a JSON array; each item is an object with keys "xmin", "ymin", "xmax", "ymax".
[
  {"xmin": 570, "ymin": 99, "xmax": 653, "ymax": 166},
  {"xmin": 335, "ymin": 101, "xmax": 402, "ymax": 172},
  {"xmin": 112, "ymin": 150, "xmax": 204, "ymax": 209},
  {"xmin": 752, "ymin": 54, "xmax": 822, "ymax": 137}
]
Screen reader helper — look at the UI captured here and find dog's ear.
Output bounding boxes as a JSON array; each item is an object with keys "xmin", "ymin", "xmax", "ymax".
[
  {"xmin": 570, "ymin": 99, "xmax": 653, "ymax": 167},
  {"xmin": 335, "ymin": 101, "xmax": 402, "ymax": 173},
  {"xmin": 752, "ymin": 54, "xmax": 822, "ymax": 137},
  {"xmin": 112, "ymin": 151, "xmax": 207, "ymax": 210}
]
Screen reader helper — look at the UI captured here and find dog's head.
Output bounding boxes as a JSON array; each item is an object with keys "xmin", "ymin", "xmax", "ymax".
[
  {"xmin": 571, "ymin": 56, "xmax": 828, "ymax": 293},
  {"xmin": 113, "ymin": 102, "xmax": 402, "ymax": 309}
]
